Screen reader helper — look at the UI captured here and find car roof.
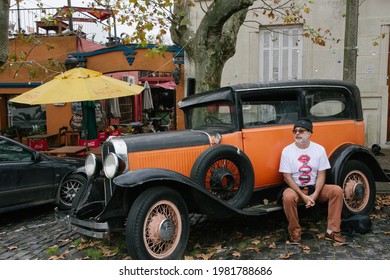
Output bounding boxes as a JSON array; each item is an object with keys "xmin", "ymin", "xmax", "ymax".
[{"xmin": 178, "ymin": 79, "xmax": 361, "ymax": 109}]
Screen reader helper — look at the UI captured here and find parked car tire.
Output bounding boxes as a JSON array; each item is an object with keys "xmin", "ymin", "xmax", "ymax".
[
  {"xmin": 58, "ymin": 174, "xmax": 87, "ymax": 210},
  {"xmin": 339, "ymin": 160, "xmax": 376, "ymax": 217},
  {"xmin": 190, "ymin": 145, "xmax": 254, "ymax": 209},
  {"xmin": 126, "ymin": 187, "xmax": 190, "ymax": 260}
]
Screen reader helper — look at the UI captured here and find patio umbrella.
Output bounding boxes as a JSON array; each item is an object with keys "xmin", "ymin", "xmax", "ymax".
[
  {"xmin": 10, "ymin": 67, "xmax": 144, "ymax": 148},
  {"xmin": 142, "ymin": 81, "xmax": 154, "ymax": 111},
  {"xmin": 82, "ymin": 101, "xmax": 98, "ymax": 140},
  {"xmin": 10, "ymin": 67, "xmax": 144, "ymax": 105}
]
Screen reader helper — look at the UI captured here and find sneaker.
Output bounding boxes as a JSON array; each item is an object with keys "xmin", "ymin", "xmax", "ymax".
[
  {"xmin": 288, "ymin": 230, "xmax": 301, "ymax": 244},
  {"xmin": 325, "ymin": 231, "xmax": 347, "ymax": 244}
]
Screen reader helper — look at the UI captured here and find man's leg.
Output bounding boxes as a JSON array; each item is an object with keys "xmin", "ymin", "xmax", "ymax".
[
  {"xmin": 283, "ymin": 188, "xmax": 301, "ymax": 242},
  {"xmin": 318, "ymin": 184, "xmax": 346, "ymax": 243}
]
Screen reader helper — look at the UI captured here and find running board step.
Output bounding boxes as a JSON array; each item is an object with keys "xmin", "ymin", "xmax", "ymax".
[{"xmin": 243, "ymin": 203, "xmax": 283, "ymax": 213}]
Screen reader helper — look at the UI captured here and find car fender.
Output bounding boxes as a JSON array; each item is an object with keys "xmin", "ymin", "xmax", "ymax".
[
  {"xmin": 113, "ymin": 168, "xmax": 266, "ymax": 219},
  {"xmin": 328, "ymin": 144, "xmax": 389, "ymax": 184}
]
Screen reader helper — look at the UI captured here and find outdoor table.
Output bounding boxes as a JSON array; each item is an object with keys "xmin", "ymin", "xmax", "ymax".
[{"xmin": 44, "ymin": 145, "xmax": 86, "ymax": 157}]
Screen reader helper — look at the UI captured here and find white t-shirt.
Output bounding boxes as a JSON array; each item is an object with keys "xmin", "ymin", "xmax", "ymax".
[{"xmin": 279, "ymin": 141, "xmax": 330, "ymax": 186}]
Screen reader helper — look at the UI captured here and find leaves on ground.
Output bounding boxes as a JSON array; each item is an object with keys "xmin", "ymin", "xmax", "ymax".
[
  {"xmin": 7, "ymin": 245, "xmax": 17, "ymax": 251},
  {"xmin": 279, "ymin": 252, "xmax": 293, "ymax": 259}
]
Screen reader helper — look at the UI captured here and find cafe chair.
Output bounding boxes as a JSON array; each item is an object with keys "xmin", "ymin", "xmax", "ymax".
[{"xmin": 48, "ymin": 126, "xmax": 68, "ymax": 149}]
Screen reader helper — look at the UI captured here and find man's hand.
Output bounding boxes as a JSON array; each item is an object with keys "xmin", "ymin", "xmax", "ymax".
[{"xmin": 303, "ymin": 195, "xmax": 315, "ymax": 208}]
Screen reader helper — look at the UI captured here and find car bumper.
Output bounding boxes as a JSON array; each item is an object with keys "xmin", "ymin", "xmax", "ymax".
[{"xmin": 54, "ymin": 207, "xmax": 111, "ymax": 239}]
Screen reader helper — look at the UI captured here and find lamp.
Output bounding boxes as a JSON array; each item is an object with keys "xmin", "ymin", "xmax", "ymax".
[
  {"xmin": 172, "ymin": 64, "xmax": 181, "ymax": 85},
  {"xmin": 64, "ymin": 55, "xmax": 79, "ymax": 70}
]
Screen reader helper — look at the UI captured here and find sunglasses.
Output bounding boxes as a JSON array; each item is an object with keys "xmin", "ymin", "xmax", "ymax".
[{"xmin": 292, "ymin": 128, "xmax": 308, "ymax": 134}]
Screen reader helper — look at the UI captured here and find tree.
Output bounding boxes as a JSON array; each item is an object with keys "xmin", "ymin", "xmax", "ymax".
[
  {"xmin": 1, "ymin": 0, "xmax": 329, "ymax": 92},
  {"xmin": 0, "ymin": 0, "xmax": 10, "ymax": 67},
  {"xmin": 110, "ymin": 0, "xmax": 328, "ymax": 92}
]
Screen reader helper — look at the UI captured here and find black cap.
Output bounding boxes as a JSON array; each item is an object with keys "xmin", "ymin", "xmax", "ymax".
[{"xmin": 294, "ymin": 118, "xmax": 313, "ymax": 132}]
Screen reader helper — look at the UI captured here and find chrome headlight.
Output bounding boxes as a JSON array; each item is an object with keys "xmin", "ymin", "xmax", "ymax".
[
  {"xmin": 103, "ymin": 152, "xmax": 126, "ymax": 179},
  {"xmin": 85, "ymin": 154, "xmax": 102, "ymax": 177}
]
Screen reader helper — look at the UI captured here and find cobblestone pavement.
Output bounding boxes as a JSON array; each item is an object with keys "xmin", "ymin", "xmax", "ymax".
[{"xmin": 1, "ymin": 151, "xmax": 390, "ymax": 260}]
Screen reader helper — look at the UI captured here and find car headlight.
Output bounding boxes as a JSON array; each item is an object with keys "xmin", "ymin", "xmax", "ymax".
[
  {"xmin": 103, "ymin": 152, "xmax": 126, "ymax": 179},
  {"xmin": 85, "ymin": 154, "xmax": 102, "ymax": 177}
]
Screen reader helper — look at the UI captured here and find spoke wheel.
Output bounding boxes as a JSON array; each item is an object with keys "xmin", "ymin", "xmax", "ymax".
[
  {"xmin": 339, "ymin": 160, "xmax": 376, "ymax": 217},
  {"xmin": 126, "ymin": 187, "xmax": 189, "ymax": 260},
  {"xmin": 205, "ymin": 159, "xmax": 240, "ymax": 201},
  {"xmin": 58, "ymin": 174, "xmax": 87, "ymax": 209},
  {"xmin": 143, "ymin": 200, "xmax": 181, "ymax": 258},
  {"xmin": 190, "ymin": 145, "xmax": 254, "ymax": 209}
]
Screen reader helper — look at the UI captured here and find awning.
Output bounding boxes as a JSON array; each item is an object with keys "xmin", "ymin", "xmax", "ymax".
[{"xmin": 156, "ymin": 81, "xmax": 176, "ymax": 90}]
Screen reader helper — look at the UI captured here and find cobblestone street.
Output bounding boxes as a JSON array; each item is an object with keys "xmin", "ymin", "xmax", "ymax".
[
  {"xmin": 1, "ymin": 150, "xmax": 390, "ymax": 260},
  {"xmin": 0, "ymin": 194, "xmax": 389, "ymax": 260}
]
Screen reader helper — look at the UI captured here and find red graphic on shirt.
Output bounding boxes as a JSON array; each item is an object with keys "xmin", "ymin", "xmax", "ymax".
[{"xmin": 298, "ymin": 154, "xmax": 311, "ymax": 185}]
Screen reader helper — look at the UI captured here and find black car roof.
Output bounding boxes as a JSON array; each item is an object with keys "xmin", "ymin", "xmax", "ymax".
[{"xmin": 178, "ymin": 79, "xmax": 361, "ymax": 109}]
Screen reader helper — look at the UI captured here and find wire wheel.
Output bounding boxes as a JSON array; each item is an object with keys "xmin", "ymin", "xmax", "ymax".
[
  {"xmin": 143, "ymin": 200, "xmax": 181, "ymax": 258},
  {"xmin": 58, "ymin": 174, "xmax": 86, "ymax": 209},
  {"xmin": 340, "ymin": 160, "xmax": 376, "ymax": 216},
  {"xmin": 126, "ymin": 187, "xmax": 189, "ymax": 260},
  {"xmin": 204, "ymin": 159, "xmax": 240, "ymax": 201},
  {"xmin": 191, "ymin": 145, "xmax": 254, "ymax": 209}
]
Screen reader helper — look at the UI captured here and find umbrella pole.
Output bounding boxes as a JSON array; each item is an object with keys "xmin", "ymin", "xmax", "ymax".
[{"xmin": 82, "ymin": 102, "xmax": 89, "ymax": 152}]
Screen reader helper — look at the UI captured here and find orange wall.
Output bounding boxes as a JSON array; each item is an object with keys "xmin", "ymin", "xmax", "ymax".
[{"xmin": 1, "ymin": 36, "xmax": 185, "ymax": 133}]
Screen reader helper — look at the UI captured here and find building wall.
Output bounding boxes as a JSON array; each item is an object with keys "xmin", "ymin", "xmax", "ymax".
[
  {"xmin": 1, "ymin": 36, "xmax": 186, "ymax": 134},
  {"xmin": 188, "ymin": 0, "xmax": 390, "ymax": 147}
]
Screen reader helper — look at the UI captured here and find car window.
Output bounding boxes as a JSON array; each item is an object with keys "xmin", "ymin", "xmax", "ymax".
[
  {"xmin": 305, "ymin": 88, "xmax": 352, "ymax": 120},
  {"xmin": 241, "ymin": 91, "xmax": 299, "ymax": 127},
  {"xmin": 0, "ymin": 139, "xmax": 33, "ymax": 162},
  {"xmin": 187, "ymin": 102, "xmax": 235, "ymax": 129}
]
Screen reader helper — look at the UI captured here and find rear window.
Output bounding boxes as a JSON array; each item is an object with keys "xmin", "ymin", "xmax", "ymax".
[{"xmin": 305, "ymin": 88, "xmax": 352, "ymax": 120}]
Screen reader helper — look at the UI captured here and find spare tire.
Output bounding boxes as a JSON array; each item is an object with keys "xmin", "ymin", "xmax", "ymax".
[{"xmin": 190, "ymin": 145, "xmax": 254, "ymax": 209}]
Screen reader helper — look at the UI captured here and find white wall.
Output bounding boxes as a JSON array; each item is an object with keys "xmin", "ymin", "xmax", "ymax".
[{"xmin": 187, "ymin": 0, "xmax": 390, "ymax": 147}]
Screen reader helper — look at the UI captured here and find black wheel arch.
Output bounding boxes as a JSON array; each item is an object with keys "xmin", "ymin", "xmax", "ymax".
[{"xmin": 328, "ymin": 144, "xmax": 389, "ymax": 184}]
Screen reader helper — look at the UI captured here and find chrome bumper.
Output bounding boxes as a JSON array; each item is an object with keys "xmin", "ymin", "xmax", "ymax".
[{"xmin": 54, "ymin": 207, "xmax": 111, "ymax": 239}]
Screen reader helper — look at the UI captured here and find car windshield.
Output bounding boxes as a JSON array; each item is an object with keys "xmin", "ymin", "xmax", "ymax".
[{"xmin": 186, "ymin": 102, "xmax": 236, "ymax": 131}]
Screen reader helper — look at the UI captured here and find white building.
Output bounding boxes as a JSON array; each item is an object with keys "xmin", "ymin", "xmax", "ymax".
[{"xmin": 187, "ymin": 0, "xmax": 390, "ymax": 147}]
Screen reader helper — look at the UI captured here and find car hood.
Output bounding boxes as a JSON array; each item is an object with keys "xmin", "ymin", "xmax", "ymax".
[
  {"xmin": 45, "ymin": 154, "xmax": 85, "ymax": 167},
  {"xmin": 117, "ymin": 130, "xmax": 212, "ymax": 153}
]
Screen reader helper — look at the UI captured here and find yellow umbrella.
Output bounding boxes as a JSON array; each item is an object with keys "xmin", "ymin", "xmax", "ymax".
[{"xmin": 10, "ymin": 67, "xmax": 144, "ymax": 105}]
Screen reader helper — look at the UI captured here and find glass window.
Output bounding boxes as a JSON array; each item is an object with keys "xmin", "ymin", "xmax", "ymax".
[
  {"xmin": 305, "ymin": 89, "xmax": 351, "ymax": 120},
  {"xmin": 259, "ymin": 26, "xmax": 303, "ymax": 81},
  {"xmin": 241, "ymin": 92, "xmax": 299, "ymax": 127},
  {"xmin": 187, "ymin": 102, "xmax": 235, "ymax": 130},
  {"xmin": 0, "ymin": 139, "xmax": 32, "ymax": 162}
]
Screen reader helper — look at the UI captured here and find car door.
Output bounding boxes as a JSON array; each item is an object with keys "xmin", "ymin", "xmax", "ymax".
[
  {"xmin": 240, "ymin": 89, "xmax": 301, "ymax": 188},
  {"xmin": 0, "ymin": 138, "xmax": 55, "ymax": 211}
]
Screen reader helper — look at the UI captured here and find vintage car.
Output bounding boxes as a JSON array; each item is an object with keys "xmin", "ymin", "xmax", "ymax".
[
  {"xmin": 0, "ymin": 136, "xmax": 86, "ymax": 213},
  {"xmin": 55, "ymin": 79, "xmax": 389, "ymax": 260}
]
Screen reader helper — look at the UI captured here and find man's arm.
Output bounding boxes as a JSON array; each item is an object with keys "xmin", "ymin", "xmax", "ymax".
[{"xmin": 311, "ymin": 169, "xmax": 326, "ymax": 201}]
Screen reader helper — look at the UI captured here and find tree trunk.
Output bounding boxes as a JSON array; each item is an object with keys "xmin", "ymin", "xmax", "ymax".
[
  {"xmin": 171, "ymin": 0, "xmax": 254, "ymax": 93},
  {"xmin": 0, "ymin": 0, "xmax": 10, "ymax": 66}
]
